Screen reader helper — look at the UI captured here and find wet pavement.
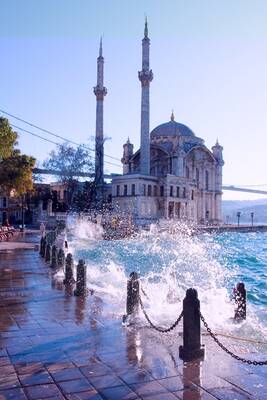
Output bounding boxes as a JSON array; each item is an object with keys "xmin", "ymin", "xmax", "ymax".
[{"xmin": 0, "ymin": 232, "xmax": 267, "ymax": 400}]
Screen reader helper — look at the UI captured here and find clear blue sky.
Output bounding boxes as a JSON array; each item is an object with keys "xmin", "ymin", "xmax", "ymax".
[{"xmin": 1, "ymin": 0, "xmax": 267, "ymax": 200}]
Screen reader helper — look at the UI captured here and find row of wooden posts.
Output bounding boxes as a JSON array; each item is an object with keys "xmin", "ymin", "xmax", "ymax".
[
  {"xmin": 125, "ymin": 272, "xmax": 247, "ymax": 362},
  {"xmin": 39, "ymin": 234, "xmax": 88, "ymax": 296}
]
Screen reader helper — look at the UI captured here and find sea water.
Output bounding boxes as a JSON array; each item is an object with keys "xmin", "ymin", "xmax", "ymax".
[{"xmin": 66, "ymin": 217, "xmax": 267, "ymax": 344}]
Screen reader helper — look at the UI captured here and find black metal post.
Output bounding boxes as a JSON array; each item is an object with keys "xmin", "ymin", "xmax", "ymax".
[
  {"xmin": 127, "ymin": 272, "xmax": 139, "ymax": 315},
  {"xmin": 74, "ymin": 259, "xmax": 87, "ymax": 296},
  {"xmin": 179, "ymin": 288, "xmax": 205, "ymax": 361},
  {"xmin": 234, "ymin": 282, "xmax": 246, "ymax": 321},
  {"xmin": 63, "ymin": 253, "xmax": 75, "ymax": 285},
  {"xmin": 39, "ymin": 237, "xmax": 44, "ymax": 255},
  {"xmin": 41, "ymin": 237, "xmax": 47, "ymax": 257},
  {"xmin": 51, "ymin": 245, "xmax": 58, "ymax": 268},
  {"xmin": 122, "ymin": 272, "xmax": 140, "ymax": 323},
  {"xmin": 57, "ymin": 248, "xmax": 65, "ymax": 269},
  {"xmin": 45, "ymin": 244, "xmax": 51, "ymax": 263}
]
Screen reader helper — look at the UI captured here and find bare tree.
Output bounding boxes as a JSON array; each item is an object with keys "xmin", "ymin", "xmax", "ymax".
[{"xmin": 43, "ymin": 143, "xmax": 94, "ymax": 209}]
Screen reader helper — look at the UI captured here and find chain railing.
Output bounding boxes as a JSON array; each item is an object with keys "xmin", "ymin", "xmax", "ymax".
[
  {"xmin": 139, "ymin": 293, "xmax": 183, "ymax": 333},
  {"xmin": 200, "ymin": 312, "xmax": 267, "ymax": 366}
]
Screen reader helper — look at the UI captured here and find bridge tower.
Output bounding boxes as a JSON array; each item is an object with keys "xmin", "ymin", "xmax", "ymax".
[
  {"xmin": 212, "ymin": 140, "xmax": 224, "ymax": 221},
  {"xmin": 94, "ymin": 38, "xmax": 107, "ymax": 201}
]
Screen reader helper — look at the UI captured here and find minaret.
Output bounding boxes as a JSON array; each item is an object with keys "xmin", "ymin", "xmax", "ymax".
[
  {"xmin": 94, "ymin": 38, "xmax": 107, "ymax": 194},
  {"xmin": 138, "ymin": 18, "xmax": 153, "ymax": 175},
  {"xmin": 122, "ymin": 137, "xmax": 134, "ymax": 174}
]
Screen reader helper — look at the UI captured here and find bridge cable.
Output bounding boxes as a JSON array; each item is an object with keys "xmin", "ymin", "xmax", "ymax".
[
  {"xmin": 0, "ymin": 108, "xmax": 121, "ymax": 163},
  {"xmin": 9, "ymin": 123, "xmax": 122, "ymax": 169}
]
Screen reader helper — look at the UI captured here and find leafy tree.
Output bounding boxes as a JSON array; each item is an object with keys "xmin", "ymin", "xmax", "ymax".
[
  {"xmin": 0, "ymin": 118, "xmax": 18, "ymax": 159},
  {"xmin": 43, "ymin": 143, "xmax": 94, "ymax": 208},
  {"xmin": 0, "ymin": 118, "xmax": 36, "ymax": 196}
]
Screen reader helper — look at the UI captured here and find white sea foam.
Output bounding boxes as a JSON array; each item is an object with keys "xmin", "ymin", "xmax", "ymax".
[{"xmin": 66, "ymin": 216, "xmax": 267, "ymax": 343}]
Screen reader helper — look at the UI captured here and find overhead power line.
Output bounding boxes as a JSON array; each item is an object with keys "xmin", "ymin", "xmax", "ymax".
[
  {"xmin": 9, "ymin": 123, "xmax": 122, "ymax": 168},
  {"xmin": 0, "ymin": 108, "xmax": 121, "ymax": 162}
]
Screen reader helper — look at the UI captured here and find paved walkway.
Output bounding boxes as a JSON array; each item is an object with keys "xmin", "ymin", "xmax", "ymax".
[{"xmin": 0, "ymin": 232, "xmax": 267, "ymax": 400}]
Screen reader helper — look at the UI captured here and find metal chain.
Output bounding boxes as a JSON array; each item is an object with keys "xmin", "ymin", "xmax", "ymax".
[
  {"xmin": 139, "ymin": 295, "xmax": 183, "ymax": 333},
  {"xmin": 200, "ymin": 312, "xmax": 267, "ymax": 366}
]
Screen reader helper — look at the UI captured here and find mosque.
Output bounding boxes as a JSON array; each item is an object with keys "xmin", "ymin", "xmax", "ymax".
[{"xmin": 94, "ymin": 21, "xmax": 224, "ymax": 226}]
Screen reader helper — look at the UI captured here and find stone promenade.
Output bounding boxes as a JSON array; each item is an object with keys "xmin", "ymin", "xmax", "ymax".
[{"xmin": 0, "ymin": 232, "xmax": 267, "ymax": 400}]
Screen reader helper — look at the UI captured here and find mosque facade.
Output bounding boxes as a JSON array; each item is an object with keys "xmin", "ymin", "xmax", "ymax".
[{"xmin": 94, "ymin": 21, "xmax": 224, "ymax": 225}]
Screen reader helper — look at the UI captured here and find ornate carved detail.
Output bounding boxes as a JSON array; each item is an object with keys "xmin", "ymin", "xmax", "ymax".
[
  {"xmin": 138, "ymin": 70, "xmax": 153, "ymax": 86},
  {"xmin": 93, "ymin": 86, "xmax": 107, "ymax": 100}
]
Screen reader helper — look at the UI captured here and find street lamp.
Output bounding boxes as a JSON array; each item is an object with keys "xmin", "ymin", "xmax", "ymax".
[
  {"xmin": 251, "ymin": 212, "xmax": 254, "ymax": 227},
  {"xmin": 20, "ymin": 194, "xmax": 26, "ymax": 232},
  {"xmin": 205, "ymin": 210, "xmax": 209, "ymax": 225},
  {"xmin": 237, "ymin": 211, "xmax": 241, "ymax": 227}
]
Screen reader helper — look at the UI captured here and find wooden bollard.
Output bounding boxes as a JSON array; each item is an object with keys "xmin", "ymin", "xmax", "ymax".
[
  {"xmin": 122, "ymin": 272, "xmax": 139, "ymax": 323},
  {"xmin": 45, "ymin": 244, "xmax": 51, "ymax": 263},
  {"xmin": 74, "ymin": 259, "xmax": 87, "ymax": 296},
  {"xmin": 234, "ymin": 282, "xmax": 246, "ymax": 321},
  {"xmin": 179, "ymin": 288, "xmax": 205, "ymax": 362},
  {"xmin": 63, "ymin": 253, "xmax": 75, "ymax": 285},
  {"xmin": 51, "ymin": 245, "xmax": 58, "ymax": 268},
  {"xmin": 57, "ymin": 248, "xmax": 65, "ymax": 269}
]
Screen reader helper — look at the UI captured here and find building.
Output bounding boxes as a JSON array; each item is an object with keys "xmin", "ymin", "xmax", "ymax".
[
  {"xmin": 111, "ymin": 21, "xmax": 224, "ymax": 225},
  {"xmin": 95, "ymin": 21, "xmax": 224, "ymax": 226}
]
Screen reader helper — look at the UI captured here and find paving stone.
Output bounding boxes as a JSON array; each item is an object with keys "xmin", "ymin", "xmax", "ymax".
[
  {"xmin": 0, "ymin": 349, "xmax": 8, "ymax": 357},
  {"xmin": 0, "ymin": 357, "xmax": 11, "ymax": 367},
  {"xmin": 88, "ymin": 374, "xmax": 125, "ymax": 390},
  {"xmin": 157, "ymin": 375, "xmax": 196, "ymax": 392},
  {"xmin": 144, "ymin": 393, "xmax": 178, "ymax": 400},
  {"xmin": 223, "ymin": 373, "xmax": 267, "ymax": 399},
  {"xmin": 0, "ymin": 364, "xmax": 16, "ymax": 376},
  {"xmin": 208, "ymin": 387, "xmax": 255, "ymax": 399},
  {"xmin": 24, "ymin": 383, "xmax": 63, "ymax": 399},
  {"xmin": 174, "ymin": 388, "xmax": 217, "ymax": 399},
  {"xmin": 46, "ymin": 361, "xmax": 75, "ymax": 372},
  {"xmin": 129, "ymin": 381, "xmax": 170, "ymax": 397},
  {"xmin": 66, "ymin": 390, "xmax": 104, "ymax": 399},
  {"xmin": 15, "ymin": 362, "xmax": 46, "ymax": 375},
  {"xmin": 51, "ymin": 367, "xmax": 84, "ymax": 382},
  {"xmin": 99, "ymin": 384, "xmax": 139, "ymax": 400},
  {"xmin": 0, "ymin": 387, "xmax": 27, "ymax": 400},
  {"xmin": 118, "ymin": 368, "xmax": 155, "ymax": 385},
  {"xmin": 19, "ymin": 371, "xmax": 54, "ymax": 386},
  {"xmin": 57, "ymin": 378, "xmax": 94, "ymax": 394},
  {"xmin": 0, "ymin": 374, "xmax": 21, "ymax": 390},
  {"xmin": 80, "ymin": 363, "xmax": 113, "ymax": 378}
]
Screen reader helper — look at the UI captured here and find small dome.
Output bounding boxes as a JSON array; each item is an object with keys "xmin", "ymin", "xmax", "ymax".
[{"xmin": 150, "ymin": 119, "xmax": 195, "ymax": 138}]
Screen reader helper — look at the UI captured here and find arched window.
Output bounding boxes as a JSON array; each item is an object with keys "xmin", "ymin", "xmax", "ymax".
[
  {"xmin": 196, "ymin": 168, "xmax": 199, "ymax": 188},
  {"xmin": 186, "ymin": 166, "xmax": 190, "ymax": 179},
  {"xmin": 205, "ymin": 171, "xmax": 209, "ymax": 190}
]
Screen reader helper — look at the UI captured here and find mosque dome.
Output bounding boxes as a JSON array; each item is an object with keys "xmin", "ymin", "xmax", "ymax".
[{"xmin": 150, "ymin": 112, "xmax": 195, "ymax": 138}]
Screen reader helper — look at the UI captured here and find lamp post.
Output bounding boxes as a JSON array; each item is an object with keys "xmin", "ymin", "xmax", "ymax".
[
  {"xmin": 205, "ymin": 210, "xmax": 209, "ymax": 225},
  {"xmin": 237, "ymin": 211, "xmax": 241, "ymax": 227},
  {"xmin": 251, "ymin": 212, "xmax": 254, "ymax": 227},
  {"xmin": 21, "ymin": 194, "xmax": 26, "ymax": 232}
]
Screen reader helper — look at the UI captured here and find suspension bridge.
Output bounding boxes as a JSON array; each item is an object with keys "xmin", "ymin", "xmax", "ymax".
[{"xmin": 33, "ymin": 168, "xmax": 267, "ymax": 195}]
